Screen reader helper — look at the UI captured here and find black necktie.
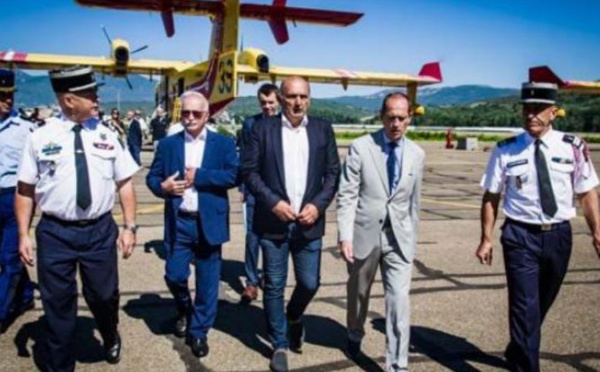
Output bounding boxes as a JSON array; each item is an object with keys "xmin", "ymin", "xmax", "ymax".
[
  {"xmin": 73, "ymin": 125, "xmax": 92, "ymax": 210},
  {"xmin": 535, "ymin": 139, "xmax": 557, "ymax": 217},
  {"xmin": 387, "ymin": 142, "xmax": 398, "ymax": 193}
]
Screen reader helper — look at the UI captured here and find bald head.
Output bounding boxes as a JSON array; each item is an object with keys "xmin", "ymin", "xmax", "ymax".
[{"xmin": 279, "ymin": 76, "xmax": 311, "ymax": 127}]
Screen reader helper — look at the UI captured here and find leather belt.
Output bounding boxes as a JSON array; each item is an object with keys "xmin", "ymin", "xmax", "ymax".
[
  {"xmin": 506, "ymin": 218, "xmax": 569, "ymax": 232},
  {"xmin": 177, "ymin": 210, "xmax": 198, "ymax": 219},
  {"xmin": 42, "ymin": 212, "xmax": 109, "ymax": 227},
  {"xmin": 0, "ymin": 187, "xmax": 16, "ymax": 195}
]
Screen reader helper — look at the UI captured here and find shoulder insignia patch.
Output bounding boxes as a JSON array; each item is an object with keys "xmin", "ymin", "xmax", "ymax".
[
  {"xmin": 562, "ymin": 134, "xmax": 583, "ymax": 148},
  {"xmin": 497, "ymin": 136, "xmax": 517, "ymax": 148}
]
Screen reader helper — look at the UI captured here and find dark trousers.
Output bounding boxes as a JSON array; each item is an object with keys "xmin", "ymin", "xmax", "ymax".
[
  {"xmin": 0, "ymin": 189, "xmax": 34, "ymax": 321},
  {"xmin": 164, "ymin": 213, "xmax": 221, "ymax": 341},
  {"xmin": 260, "ymin": 223, "xmax": 322, "ymax": 349},
  {"xmin": 36, "ymin": 213, "xmax": 119, "ymax": 372},
  {"xmin": 501, "ymin": 219, "xmax": 572, "ymax": 372},
  {"xmin": 243, "ymin": 194, "xmax": 261, "ymax": 287},
  {"xmin": 128, "ymin": 145, "xmax": 141, "ymax": 165}
]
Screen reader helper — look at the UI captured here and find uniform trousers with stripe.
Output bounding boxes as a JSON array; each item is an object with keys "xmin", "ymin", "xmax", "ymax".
[
  {"xmin": 0, "ymin": 188, "xmax": 34, "ymax": 323},
  {"xmin": 501, "ymin": 219, "xmax": 572, "ymax": 372},
  {"xmin": 36, "ymin": 213, "xmax": 119, "ymax": 372}
]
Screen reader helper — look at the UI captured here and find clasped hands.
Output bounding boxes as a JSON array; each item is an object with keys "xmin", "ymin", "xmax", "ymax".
[
  {"xmin": 160, "ymin": 168, "xmax": 196, "ymax": 196},
  {"xmin": 272, "ymin": 200, "xmax": 319, "ymax": 226}
]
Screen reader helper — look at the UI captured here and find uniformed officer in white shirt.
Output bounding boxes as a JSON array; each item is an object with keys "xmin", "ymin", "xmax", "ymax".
[
  {"xmin": 15, "ymin": 66, "xmax": 139, "ymax": 371},
  {"xmin": 476, "ymin": 82, "xmax": 600, "ymax": 372},
  {"xmin": 0, "ymin": 69, "xmax": 35, "ymax": 333}
]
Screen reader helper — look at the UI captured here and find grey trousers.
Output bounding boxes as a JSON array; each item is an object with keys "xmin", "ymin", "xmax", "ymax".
[{"xmin": 346, "ymin": 227, "xmax": 413, "ymax": 372}]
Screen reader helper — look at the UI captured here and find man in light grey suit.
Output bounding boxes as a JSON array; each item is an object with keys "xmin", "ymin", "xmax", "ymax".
[{"xmin": 337, "ymin": 92, "xmax": 424, "ymax": 371}]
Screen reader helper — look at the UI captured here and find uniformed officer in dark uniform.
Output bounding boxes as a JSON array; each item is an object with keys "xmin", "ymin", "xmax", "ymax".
[
  {"xmin": 476, "ymin": 82, "xmax": 600, "ymax": 372},
  {"xmin": 15, "ymin": 66, "xmax": 139, "ymax": 371},
  {"xmin": 0, "ymin": 69, "xmax": 35, "ymax": 333}
]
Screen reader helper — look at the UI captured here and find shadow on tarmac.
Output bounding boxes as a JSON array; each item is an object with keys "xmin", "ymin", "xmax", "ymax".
[
  {"xmin": 13, "ymin": 315, "xmax": 105, "ymax": 370},
  {"xmin": 372, "ymin": 318, "xmax": 508, "ymax": 371}
]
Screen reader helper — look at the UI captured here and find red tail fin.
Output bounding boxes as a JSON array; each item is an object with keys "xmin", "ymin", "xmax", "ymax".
[
  {"xmin": 529, "ymin": 66, "xmax": 564, "ymax": 87},
  {"xmin": 418, "ymin": 62, "xmax": 442, "ymax": 82}
]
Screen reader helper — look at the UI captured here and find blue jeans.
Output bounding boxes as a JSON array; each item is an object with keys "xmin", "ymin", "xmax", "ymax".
[
  {"xmin": 260, "ymin": 223, "xmax": 322, "ymax": 349},
  {"xmin": 164, "ymin": 214, "xmax": 222, "ymax": 340},
  {"xmin": 0, "ymin": 189, "xmax": 34, "ymax": 321},
  {"xmin": 244, "ymin": 194, "xmax": 261, "ymax": 286}
]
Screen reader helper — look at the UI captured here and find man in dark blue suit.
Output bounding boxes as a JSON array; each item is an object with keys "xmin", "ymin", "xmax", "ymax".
[
  {"xmin": 126, "ymin": 110, "xmax": 143, "ymax": 165},
  {"xmin": 239, "ymin": 83, "xmax": 279, "ymax": 303},
  {"xmin": 242, "ymin": 76, "xmax": 340, "ymax": 372},
  {"xmin": 146, "ymin": 91, "xmax": 238, "ymax": 358}
]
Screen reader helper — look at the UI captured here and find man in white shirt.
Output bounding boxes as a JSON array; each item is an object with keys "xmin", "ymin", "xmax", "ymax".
[
  {"xmin": 241, "ymin": 76, "xmax": 340, "ymax": 372},
  {"xmin": 146, "ymin": 91, "xmax": 238, "ymax": 359}
]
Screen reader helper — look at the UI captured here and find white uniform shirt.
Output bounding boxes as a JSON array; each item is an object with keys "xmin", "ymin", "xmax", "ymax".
[
  {"xmin": 17, "ymin": 116, "xmax": 140, "ymax": 220},
  {"xmin": 0, "ymin": 111, "xmax": 35, "ymax": 188},
  {"xmin": 480, "ymin": 128, "xmax": 599, "ymax": 224},
  {"xmin": 179, "ymin": 128, "xmax": 207, "ymax": 212},
  {"xmin": 281, "ymin": 114, "xmax": 309, "ymax": 214}
]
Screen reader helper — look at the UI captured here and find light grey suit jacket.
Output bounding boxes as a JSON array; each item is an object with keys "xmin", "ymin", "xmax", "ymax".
[{"xmin": 337, "ymin": 129, "xmax": 425, "ymax": 262}]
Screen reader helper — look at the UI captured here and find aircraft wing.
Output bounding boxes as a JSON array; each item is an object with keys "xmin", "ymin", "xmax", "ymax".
[
  {"xmin": 0, "ymin": 51, "xmax": 195, "ymax": 76},
  {"xmin": 237, "ymin": 62, "xmax": 443, "ymax": 89},
  {"xmin": 529, "ymin": 66, "xmax": 600, "ymax": 94}
]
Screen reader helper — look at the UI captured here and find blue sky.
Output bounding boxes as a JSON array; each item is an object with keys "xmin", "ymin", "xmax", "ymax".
[{"xmin": 2, "ymin": 0, "xmax": 600, "ymax": 98}]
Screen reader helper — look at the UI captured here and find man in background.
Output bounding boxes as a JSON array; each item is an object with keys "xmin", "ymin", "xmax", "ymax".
[{"xmin": 239, "ymin": 83, "xmax": 279, "ymax": 303}]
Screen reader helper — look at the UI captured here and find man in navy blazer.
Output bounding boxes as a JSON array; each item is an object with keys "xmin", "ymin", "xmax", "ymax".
[
  {"xmin": 239, "ymin": 83, "xmax": 279, "ymax": 303},
  {"xmin": 241, "ymin": 76, "xmax": 340, "ymax": 372},
  {"xmin": 146, "ymin": 91, "xmax": 238, "ymax": 359}
]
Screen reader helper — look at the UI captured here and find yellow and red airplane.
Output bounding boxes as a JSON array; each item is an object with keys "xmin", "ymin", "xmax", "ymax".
[
  {"xmin": 529, "ymin": 65, "xmax": 600, "ymax": 94},
  {"xmin": 0, "ymin": 0, "xmax": 443, "ymax": 118}
]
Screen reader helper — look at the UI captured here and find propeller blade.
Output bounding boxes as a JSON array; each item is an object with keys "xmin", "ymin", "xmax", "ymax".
[
  {"xmin": 125, "ymin": 76, "xmax": 133, "ymax": 90},
  {"xmin": 101, "ymin": 25, "xmax": 112, "ymax": 44},
  {"xmin": 131, "ymin": 45, "xmax": 149, "ymax": 54}
]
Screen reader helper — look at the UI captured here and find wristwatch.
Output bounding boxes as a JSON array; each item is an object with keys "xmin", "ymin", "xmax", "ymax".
[{"xmin": 123, "ymin": 223, "xmax": 138, "ymax": 234}]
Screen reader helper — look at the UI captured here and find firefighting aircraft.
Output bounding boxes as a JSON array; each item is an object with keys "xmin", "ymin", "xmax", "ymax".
[
  {"xmin": 0, "ymin": 0, "xmax": 443, "ymax": 118},
  {"xmin": 529, "ymin": 65, "xmax": 600, "ymax": 94}
]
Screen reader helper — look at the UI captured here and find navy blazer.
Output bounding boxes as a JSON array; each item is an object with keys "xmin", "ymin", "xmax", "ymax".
[
  {"xmin": 127, "ymin": 119, "xmax": 143, "ymax": 148},
  {"xmin": 241, "ymin": 115, "xmax": 340, "ymax": 240},
  {"xmin": 146, "ymin": 130, "xmax": 239, "ymax": 245},
  {"xmin": 239, "ymin": 113, "xmax": 262, "ymax": 196}
]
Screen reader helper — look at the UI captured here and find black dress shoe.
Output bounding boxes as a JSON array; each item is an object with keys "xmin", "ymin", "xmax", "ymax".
[
  {"xmin": 190, "ymin": 337, "xmax": 209, "ymax": 358},
  {"xmin": 345, "ymin": 338, "xmax": 361, "ymax": 359},
  {"xmin": 288, "ymin": 320, "xmax": 304, "ymax": 354},
  {"xmin": 105, "ymin": 333, "xmax": 122, "ymax": 364},
  {"xmin": 174, "ymin": 313, "xmax": 188, "ymax": 338}
]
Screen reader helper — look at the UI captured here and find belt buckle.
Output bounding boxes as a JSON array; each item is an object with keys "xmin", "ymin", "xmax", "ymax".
[{"xmin": 540, "ymin": 223, "xmax": 552, "ymax": 231}]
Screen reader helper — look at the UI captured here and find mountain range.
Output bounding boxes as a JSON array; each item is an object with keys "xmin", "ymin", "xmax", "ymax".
[{"xmin": 12, "ymin": 70, "xmax": 518, "ymax": 112}]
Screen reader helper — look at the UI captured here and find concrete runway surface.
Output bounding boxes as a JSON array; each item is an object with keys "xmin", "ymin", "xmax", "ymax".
[{"xmin": 1, "ymin": 141, "xmax": 599, "ymax": 371}]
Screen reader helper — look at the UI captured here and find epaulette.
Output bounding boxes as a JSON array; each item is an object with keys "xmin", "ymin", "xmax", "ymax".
[
  {"xmin": 101, "ymin": 120, "xmax": 116, "ymax": 132},
  {"xmin": 562, "ymin": 134, "xmax": 583, "ymax": 148},
  {"xmin": 497, "ymin": 136, "xmax": 517, "ymax": 148}
]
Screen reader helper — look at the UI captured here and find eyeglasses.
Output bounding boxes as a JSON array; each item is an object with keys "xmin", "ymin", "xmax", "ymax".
[{"xmin": 181, "ymin": 110, "xmax": 207, "ymax": 118}]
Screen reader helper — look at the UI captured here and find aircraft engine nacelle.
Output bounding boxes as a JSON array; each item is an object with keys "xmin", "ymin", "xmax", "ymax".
[
  {"xmin": 238, "ymin": 48, "xmax": 269, "ymax": 74},
  {"xmin": 111, "ymin": 38, "xmax": 130, "ymax": 77}
]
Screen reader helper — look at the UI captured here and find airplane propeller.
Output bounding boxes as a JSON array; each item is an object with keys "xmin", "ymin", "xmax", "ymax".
[{"xmin": 100, "ymin": 25, "xmax": 148, "ymax": 89}]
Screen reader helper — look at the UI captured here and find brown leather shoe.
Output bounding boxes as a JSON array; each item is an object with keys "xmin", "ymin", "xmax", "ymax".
[{"xmin": 241, "ymin": 285, "xmax": 258, "ymax": 303}]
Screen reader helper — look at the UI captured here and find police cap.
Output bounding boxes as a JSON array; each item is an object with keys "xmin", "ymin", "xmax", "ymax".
[
  {"xmin": 49, "ymin": 66, "xmax": 104, "ymax": 93},
  {"xmin": 0, "ymin": 69, "xmax": 16, "ymax": 93},
  {"xmin": 521, "ymin": 82, "xmax": 558, "ymax": 105}
]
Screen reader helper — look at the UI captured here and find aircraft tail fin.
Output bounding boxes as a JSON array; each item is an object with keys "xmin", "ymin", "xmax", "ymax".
[
  {"xmin": 529, "ymin": 66, "xmax": 565, "ymax": 87},
  {"xmin": 418, "ymin": 62, "xmax": 443, "ymax": 82}
]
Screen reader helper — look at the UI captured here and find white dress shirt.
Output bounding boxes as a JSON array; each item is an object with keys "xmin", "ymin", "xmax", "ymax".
[
  {"xmin": 480, "ymin": 128, "xmax": 599, "ymax": 224},
  {"xmin": 281, "ymin": 114, "xmax": 309, "ymax": 214},
  {"xmin": 179, "ymin": 128, "xmax": 207, "ymax": 212},
  {"xmin": 17, "ymin": 116, "xmax": 140, "ymax": 220}
]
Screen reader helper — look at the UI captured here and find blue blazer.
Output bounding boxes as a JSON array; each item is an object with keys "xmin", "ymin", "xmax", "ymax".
[
  {"xmin": 239, "ymin": 113, "xmax": 262, "ymax": 196},
  {"xmin": 241, "ymin": 115, "xmax": 340, "ymax": 240},
  {"xmin": 146, "ymin": 130, "xmax": 239, "ymax": 245}
]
